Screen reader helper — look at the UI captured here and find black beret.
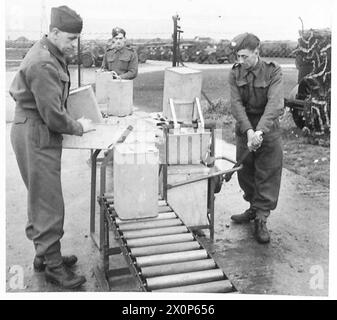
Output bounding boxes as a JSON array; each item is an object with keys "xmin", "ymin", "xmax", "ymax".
[
  {"xmin": 112, "ymin": 27, "xmax": 126, "ymax": 38},
  {"xmin": 231, "ymin": 33, "xmax": 260, "ymax": 52},
  {"xmin": 50, "ymin": 6, "xmax": 83, "ymax": 34}
]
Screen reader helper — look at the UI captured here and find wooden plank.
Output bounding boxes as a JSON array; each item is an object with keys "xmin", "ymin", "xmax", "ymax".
[
  {"xmin": 179, "ymin": 135, "xmax": 189, "ymax": 165},
  {"xmin": 167, "ymin": 131, "xmax": 211, "ymax": 165},
  {"xmin": 62, "ymin": 123, "xmax": 129, "ymax": 150},
  {"xmin": 62, "ymin": 113, "xmax": 159, "ymax": 150}
]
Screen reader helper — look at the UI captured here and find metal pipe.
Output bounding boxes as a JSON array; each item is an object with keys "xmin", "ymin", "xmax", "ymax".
[
  {"xmin": 146, "ymin": 269, "xmax": 224, "ymax": 290},
  {"xmin": 127, "ymin": 233, "xmax": 194, "ymax": 248},
  {"xmin": 119, "ymin": 218, "xmax": 182, "ymax": 232},
  {"xmin": 284, "ymin": 98, "xmax": 307, "ymax": 106},
  {"xmin": 123, "ymin": 225, "xmax": 188, "ymax": 239},
  {"xmin": 77, "ymin": 36, "xmax": 81, "ymax": 87},
  {"xmin": 209, "ymin": 178, "xmax": 215, "ymax": 241},
  {"xmin": 153, "ymin": 280, "xmax": 233, "ymax": 293},
  {"xmin": 131, "ymin": 241, "xmax": 200, "ymax": 257},
  {"xmin": 90, "ymin": 150, "xmax": 101, "ymax": 235},
  {"xmin": 116, "ymin": 212, "xmax": 176, "ymax": 225},
  {"xmin": 136, "ymin": 249, "xmax": 208, "ymax": 267},
  {"xmin": 167, "ymin": 166, "xmax": 243, "ymax": 189},
  {"xmin": 141, "ymin": 259, "xmax": 216, "ymax": 278}
]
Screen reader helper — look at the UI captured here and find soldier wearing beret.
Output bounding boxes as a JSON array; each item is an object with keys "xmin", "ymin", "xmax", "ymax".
[
  {"xmin": 228, "ymin": 33, "xmax": 284, "ymax": 243},
  {"xmin": 9, "ymin": 5, "xmax": 93, "ymax": 288},
  {"xmin": 101, "ymin": 27, "xmax": 138, "ymax": 79}
]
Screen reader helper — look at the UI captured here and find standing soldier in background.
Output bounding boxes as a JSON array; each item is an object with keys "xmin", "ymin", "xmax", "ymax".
[
  {"xmin": 9, "ymin": 5, "xmax": 93, "ymax": 289},
  {"xmin": 101, "ymin": 27, "xmax": 138, "ymax": 79},
  {"xmin": 228, "ymin": 33, "xmax": 284, "ymax": 244}
]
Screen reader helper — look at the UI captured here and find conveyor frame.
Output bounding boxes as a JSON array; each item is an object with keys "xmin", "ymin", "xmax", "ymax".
[{"xmin": 89, "ymin": 123, "xmax": 241, "ymax": 292}]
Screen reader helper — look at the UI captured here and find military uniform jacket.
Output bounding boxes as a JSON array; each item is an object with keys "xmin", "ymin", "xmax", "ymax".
[
  {"xmin": 229, "ymin": 59, "xmax": 284, "ymax": 137},
  {"xmin": 101, "ymin": 46, "xmax": 138, "ymax": 79},
  {"xmin": 9, "ymin": 35, "xmax": 83, "ymax": 136}
]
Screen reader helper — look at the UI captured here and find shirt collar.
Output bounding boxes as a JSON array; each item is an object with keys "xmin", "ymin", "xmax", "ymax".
[
  {"xmin": 112, "ymin": 46, "xmax": 126, "ymax": 53},
  {"xmin": 41, "ymin": 35, "xmax": 67, "ymax": 67},
  {"xmin": 241, "ymin": 58, "xmax": 262, "ymax": 78},
  {"xmin": 250, "ymin": 58, "xmax": 262, "ymax": 75}
]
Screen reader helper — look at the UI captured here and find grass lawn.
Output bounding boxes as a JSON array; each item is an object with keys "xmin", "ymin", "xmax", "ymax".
[{"xmin": 133, "ymin": 67, "xmax": 330, "ymax": 188}]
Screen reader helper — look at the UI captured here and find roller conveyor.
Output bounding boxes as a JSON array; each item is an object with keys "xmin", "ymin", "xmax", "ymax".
[{"xmin": 100, "ymin": 196, "xmax": 237, "ymax": 293}]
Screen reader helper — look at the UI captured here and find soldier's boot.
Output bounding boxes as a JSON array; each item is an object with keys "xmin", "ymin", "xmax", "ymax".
[
  {"xmin": 254, "ymin": 218, "xmax": 271, "ymax": 244},
  {"xmin": 45, "ymin": 263, "xmax": 86, "ymax": 289},
  {"xmin": 230, "ymin": 208, "xmax": 256, "ymax": 224},
  {"xmin": 34, "ymin": 255, "xmax": 78, "ymax": 272}
]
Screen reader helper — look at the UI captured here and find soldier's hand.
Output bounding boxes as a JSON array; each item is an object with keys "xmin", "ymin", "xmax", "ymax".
[
  {"xmin": 247, "ymin": 129, "xmax": 263, "ymax": 152},
  {"xmin": 251, "ymin": 131, "xmax": 263, "ymax": 148},
  {"xmin": 77, "ymin": 117, "xmax": 95, "ymax": 133},
  {"xmin": 247, "ymin": 129, "xmax": 254, "ymax": 151},
  {"xmin": 111, "ymin": 71, "xmax": 121, "ymax": 80}
]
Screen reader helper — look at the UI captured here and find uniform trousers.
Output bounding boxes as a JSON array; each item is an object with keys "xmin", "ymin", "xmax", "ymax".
[
  {"xmin": 236, "ymin": 133, "xmax": 283, "ymax": 221},
  {"xmin": 10, "ymin": 109, "xmax": 64, "ymax": 267}
]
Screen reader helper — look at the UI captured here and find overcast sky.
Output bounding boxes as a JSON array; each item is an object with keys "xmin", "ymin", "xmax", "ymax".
[{"xmin": 5, "ymin": 0, "xmax": 334, "ymax": 41}]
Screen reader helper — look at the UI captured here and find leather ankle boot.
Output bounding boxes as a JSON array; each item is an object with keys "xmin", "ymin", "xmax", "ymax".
[
  {"xmin": 231, "ymin": 208, "xmax": 256, "ymax": 224},
  {"xmin": 45, "ymin": 264, "xmax": 86, "ymax": 289},
  {"xmin": 254, "ymin": 219, "xmax": 271, "ymax": 244},
  {"xmin": 34, "ymin": 255, "xmax": 78, "ymax": 272}
]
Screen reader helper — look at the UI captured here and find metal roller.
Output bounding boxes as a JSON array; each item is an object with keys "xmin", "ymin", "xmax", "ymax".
[
  {"xmin": 158, "ymin": 200, "xmax": 167, "ymax": 206},
  {"xmin": 126, "ymin": 233, "xmax": 194, "ymax": 248},
  {"xmin": 141, "ymin": 259, "xmax": 217, "ymax": 278},
  {"xmin": 130, "ymin": 241, "xmax": 200, "ymax": 257},
  {"xmin": 146, "ymin": 269, "xmax": 225, "ymax": 290},
  {"xmin": 115, "ymin": 212, "xmax": 176, "ymax": 225},
  {"xmin": 136, "ymin": 249, "xmax": 208, "ymax": 267},
  {"xmin": 152, "ymin": 280, "xmax": 233, "ymax": 293},
  {"xmin": 158, "ymin": 206, "xmax": 172, "ymax": 213},
  {"xmin": 122, "ymin": 225, "xmax": 188, "ymax": 239},
  {"xmin": 118, "ymin": 218, "xmax": 181, "ymax": 232}
]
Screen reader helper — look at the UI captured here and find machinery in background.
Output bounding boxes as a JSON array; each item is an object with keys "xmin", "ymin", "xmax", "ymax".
[
  {"xmin": 284, "ymin": 28, "xmax": 331, "ymax": 137},
  {"xmin": 67, "ymin": 39, "xmax": 149, "ymax": 68}
]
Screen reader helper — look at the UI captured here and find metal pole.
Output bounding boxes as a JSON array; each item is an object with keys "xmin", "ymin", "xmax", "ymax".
[
  {"xmin": 167, "ymin": 166, "xmax": 243, "ymax": 189},
  {"xmin": 90, "ymin": 149, "xmax": 101, "ymax": 234},
  {"xmin": 172, "ymin": 15, "xmax": 178, "ymax": 67},
  {"xmin": 77, "ymin": 36, "xmax": 81, "ymax": 87}
]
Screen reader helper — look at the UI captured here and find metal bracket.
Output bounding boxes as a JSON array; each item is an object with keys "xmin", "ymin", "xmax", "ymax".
[
  {"xmin": 169, "ymin": 98, "xmax": 181, "ymax": 134},
  {"xmin": 195, "ymin": 97, "xmax": 205, "ymax": 133}
]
